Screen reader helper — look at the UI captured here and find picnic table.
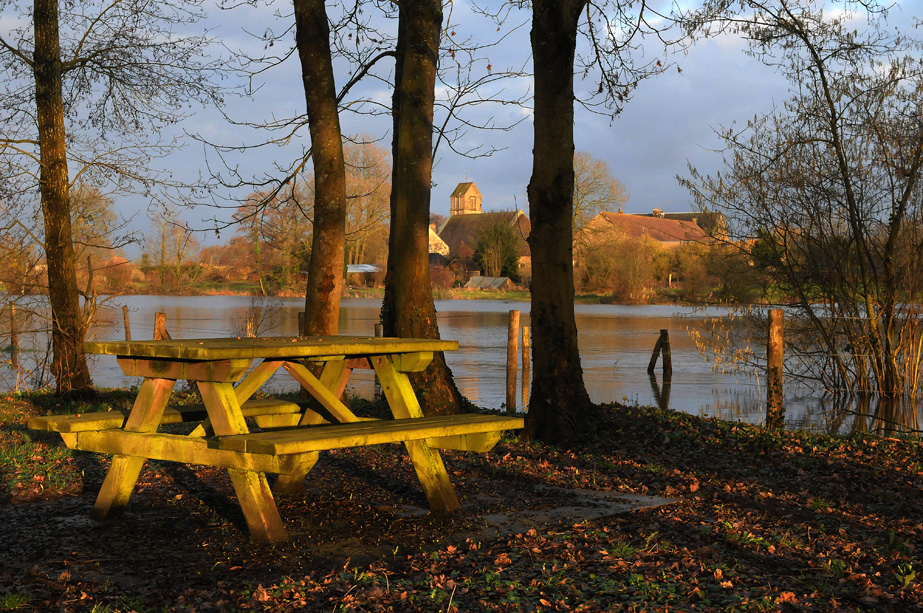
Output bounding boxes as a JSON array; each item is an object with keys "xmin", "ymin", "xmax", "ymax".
[{"xmin": 28, "ymin": 336, "xmax": 524, "ymax": 543}]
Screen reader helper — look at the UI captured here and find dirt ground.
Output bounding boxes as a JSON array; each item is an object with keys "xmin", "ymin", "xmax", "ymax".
[
  {"xmin": 2, "ymin": 401, "xmax": 923, "ymax": 611},
  {"xmin": 1, "ymin": 436, "xmax": 670, "ymax": 610}
]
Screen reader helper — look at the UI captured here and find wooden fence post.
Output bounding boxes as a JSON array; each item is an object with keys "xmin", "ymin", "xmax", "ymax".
[
  {"xmin": 154, "ymin": 312, "xmax": 171, "ymax": 341},
  {"xmin": 122, "ymin": 305, "xmax": 131, "ymax": 341},
  {"xmin": 766, "ymin": 309, "xmax": 785, "ymax": 429},
  {"xmin": 374, "ymin": 323, "xmax": 383, "ymax": 338},
  {"xmin": 10, "ymin": 305, "xmax": 18, "ymax": 368},
  {"xmin": 298, "ymin": 312, "xmax": 305, "ymax": 337},
  {"xmin": 647, "ymin": 329, "xmax": 672, "ymax": 376},
  {"xmin": 521, "ymin": 325, "xmax": 530, "ymax": 410},
  {"xmin": 246, "ymin": 318, "xmax": 255, "ymax": 338},
  {"xmin": 506, "ymin": 310, "xmax": 520, "ymax": 414}
]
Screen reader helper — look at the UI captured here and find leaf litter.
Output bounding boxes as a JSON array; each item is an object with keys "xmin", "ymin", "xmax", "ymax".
[{"xmin": 1, "ymin": 395, "xmax": 922, "ymax": 611}]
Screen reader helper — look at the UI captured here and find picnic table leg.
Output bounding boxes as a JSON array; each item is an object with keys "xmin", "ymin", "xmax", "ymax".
[
  {"xmin": 91, "ymin": 457, "xmax": 147, "ymax": 520},
  {"xmin": 91, "ymin": 377, "xmax": 175, "ymax": 520},
  {"xmin": 227, "ymin": 469, "xmax": 288, "ymax": 543},
  {"xmin": 197, "ymin": 380, "xmax": 287, "ymax": 543},
  {"xmin": 284, "ymin": 362, "xmax": 360, "ymax": 423},
  {"xmin": 233, "ymin": 359, "xmax": 285, "ymax": 404},
  {"xmin": 271, "ymin": 359, "xmax": 352, "ymax": 494},
  {"xmin": 271, "ymin": 452, "xmax": 319, "ymax": 496},
  {"xmin": 319, "ymin": 359, "xmax": 352, "ymax": 399},
  {"xmin": 371, "ymin": 356, "xmax": 461, "ymax": 513}
]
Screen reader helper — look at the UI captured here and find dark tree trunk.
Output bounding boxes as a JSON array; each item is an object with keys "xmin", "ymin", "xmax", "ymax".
[
  {"xmin": 525, "ymin": 0, "xmax": 596, "ymax": 444},
  {"xmin": 34, "ymin": 0, "xmax": 92, "ymax": 394},
  {"xmin": 295, "ymin": 0, "xmax": 346, "ymax": 336},
  {"xmin": 381, "ymin": 0, "xmax": 463, "ymax": 415}
]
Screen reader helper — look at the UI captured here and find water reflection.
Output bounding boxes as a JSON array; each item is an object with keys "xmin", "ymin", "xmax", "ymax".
[
  {"xmin": 648, "ymin": 372, "xmax": 671, "ymax": 410},
  {"xmin": 811, "ymin": 395, "xmax": 922, "ymax": 437}
]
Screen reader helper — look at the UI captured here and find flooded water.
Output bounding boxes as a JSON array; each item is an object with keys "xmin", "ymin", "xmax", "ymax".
[{"xmin": 1, "ymin": 295, "xmax": 914, "ymax": 434}]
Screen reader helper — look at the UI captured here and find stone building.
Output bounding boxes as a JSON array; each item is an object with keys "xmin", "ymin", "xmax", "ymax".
[
  {"xmin": 434, "ymin": 181, "xmax": 532, "ymax": 282},
  {"xmin": 449, "ymin": 182, "xmax": 483, "ymax": 216}
]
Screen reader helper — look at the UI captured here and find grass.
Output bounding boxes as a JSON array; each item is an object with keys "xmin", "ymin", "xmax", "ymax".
[{"xmin": 0, "ymin": 593, "xmax": 30, "ymax": 610}]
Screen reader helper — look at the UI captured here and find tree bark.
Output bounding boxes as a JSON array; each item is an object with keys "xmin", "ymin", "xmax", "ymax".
[
  {"xmin": 524, "ymin": 0, "xmax": 596, "ymax": 444},
  {"xmin": 295, "ymin": 0, "xmax": 347, "ymax": 336},
  {"xmin": 34, "ymin": 0, "xmax": 92, "ymax": 394},
  {"xmin": 382, "ymin": 0, "xmax": 463, "ymax": 415}
]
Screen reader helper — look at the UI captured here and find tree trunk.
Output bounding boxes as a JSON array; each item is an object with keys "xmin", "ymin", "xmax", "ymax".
[
  {"xmin": 524, "ymin": 0, "xmax": 595, "ymax": 444},
  {"xmin": 295, "ymin": 0, "xmax": 347, "ymax": 336},
  {"xmin": 382, "ymin": 0, "xmax": 463, "ymax": 416},
  {"xmin": 34, "ymin": 0, "xmax": 92, "ymax": 394}
]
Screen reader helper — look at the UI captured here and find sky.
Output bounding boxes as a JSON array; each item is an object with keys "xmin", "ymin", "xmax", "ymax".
[{"xmin": 80, "ymin": 0, "xmax": 921, "ymax": 254}]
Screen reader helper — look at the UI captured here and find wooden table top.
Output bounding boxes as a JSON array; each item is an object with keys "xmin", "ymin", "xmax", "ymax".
[{"xmin": 84, "ymin": 336, "xmax": 459, "ymax": 361}]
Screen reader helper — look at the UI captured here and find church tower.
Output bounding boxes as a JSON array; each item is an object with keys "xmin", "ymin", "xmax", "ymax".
[{"xmin": 450, "ymin": 182, "xmax": 482, "ymax": 216}]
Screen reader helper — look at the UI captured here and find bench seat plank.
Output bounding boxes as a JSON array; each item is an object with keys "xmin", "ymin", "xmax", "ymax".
[
  {"xmin": 27, "ymin": 398, "xmax": 307, "ymax": 433},
  {"xmin": 219, "ymin": 414, "xmax": 524, "ymax": 455},
  {"xmin": 67, "ymin": 430, "xmax": 309, "ymax": 474}
]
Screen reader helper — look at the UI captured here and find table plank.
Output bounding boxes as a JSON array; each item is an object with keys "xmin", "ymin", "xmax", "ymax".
[
  {"xmin": 27, "ymin": 397, "xmax": 307, "ymax": 433},
  {"xmin": 85, "ymin": 336, "xmax": 457, "ymax": 361},
  {"xmin": 67, "ymin": 430, "xmax": 310, "ymax": 474},
  {"xmin": 116, "ymin": 357, "xmax": 252, "ymax": 382},
  {"xmin": 219, "ymin": 414, "xmax": 525, "ymax": 454}
]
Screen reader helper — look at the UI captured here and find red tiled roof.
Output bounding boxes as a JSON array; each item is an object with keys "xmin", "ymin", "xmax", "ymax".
[{"xmin": 593, "ymin": 212, "xmax": 708, "ymax": 243}]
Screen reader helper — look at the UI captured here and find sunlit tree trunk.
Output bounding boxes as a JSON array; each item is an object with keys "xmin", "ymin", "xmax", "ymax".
[
  {"xmin": 525, "ymin": 0, "xmax": 596, "ymax": 443},
  {"xmin": 382, "ymin": 0, "xmax": 463, "ymax": 415},
  {"xmin": 295, "ymin": 0, "xmax": 346, "ymax": 335},
  {"xmin": 34, "ymin": 0, "xmax": 91, "ymax": 394}
]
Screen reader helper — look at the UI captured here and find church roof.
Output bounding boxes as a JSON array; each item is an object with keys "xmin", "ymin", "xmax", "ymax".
[
  {"xmin": 450, "ymin": 182, "xmax": 477, "ymax": 198},
  {"xmin": 438, "ymin": 210, "xmax": 531, "ymax": 259}
]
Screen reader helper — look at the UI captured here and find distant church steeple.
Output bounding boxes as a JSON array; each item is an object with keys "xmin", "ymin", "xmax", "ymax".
[{"xmin": 450, "ymin": 182, "xmax": 482, "ymax": 216}]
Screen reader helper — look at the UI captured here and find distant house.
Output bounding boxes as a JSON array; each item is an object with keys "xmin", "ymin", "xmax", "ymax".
[
  {"xmin": 464, "ymin": 276, "xmax": 513, "ymax": 290},
  {"xmin": 429, "ymin": 224, "xmax": 449, "ymax": 256},
  {"xmin": 580, "ymin": 211, "xmax": 709, "ymax": 248},
  {"xmin": 345, "ymin": 264, "xmax": 381, "ymax": 287}
]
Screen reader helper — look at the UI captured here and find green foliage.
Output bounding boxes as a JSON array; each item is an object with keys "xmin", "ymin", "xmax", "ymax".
[
  {"xmin": 0, "ymin": 593, "xmax": 30, "ymax": 610},
  {"xmin": 474, "ymin": 221, "xmax": 520, "ymax": 280},
  {"xmin": 895, "ymin": 562, "xmax": 917, "ymax": 587},
  {"xmin": 576, "ymin": 238, "xmax": 656, "ymax": 302}
]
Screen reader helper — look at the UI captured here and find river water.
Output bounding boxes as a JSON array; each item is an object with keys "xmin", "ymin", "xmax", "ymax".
[{"xmin": 0, "ymin": 295, "xmax": 892, "ymax": 433}]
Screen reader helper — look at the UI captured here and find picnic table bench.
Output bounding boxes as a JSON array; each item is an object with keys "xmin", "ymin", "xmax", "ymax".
[{"xmin": 28, "ymin": 336, "xmax": 523, "ymax": 543}]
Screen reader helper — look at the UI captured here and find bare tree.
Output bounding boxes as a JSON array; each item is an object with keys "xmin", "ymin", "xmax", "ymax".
[
  {"xmin": 232, "ymin": 184, "xmax": 313, "ymax": 294},
  {"xmin": 0, "ymin": 0, "xmax": 225, "ymax": 393},
  {"xmin": 145, "ymin": 207, "xmax": 202, "ymax": 291},
  {"xmin": 682, "ymin": 0, "xmax": 923, "ymax": 400},
  {"xmin": 344, "ymin": 140, "xmax": 390, "ymax": 267},
  {"xmin": 573, "ymin": 151, "xmax": 630, "ymax": 232}
]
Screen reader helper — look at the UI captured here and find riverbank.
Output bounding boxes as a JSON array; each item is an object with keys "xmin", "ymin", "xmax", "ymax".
[
  {"xmin": 2, "ymin": 392, "xmax": 920, "ymax": 611},
  {"xmin": 116, "ymin": 284, "xmax": 683, "ymax": 305}
]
